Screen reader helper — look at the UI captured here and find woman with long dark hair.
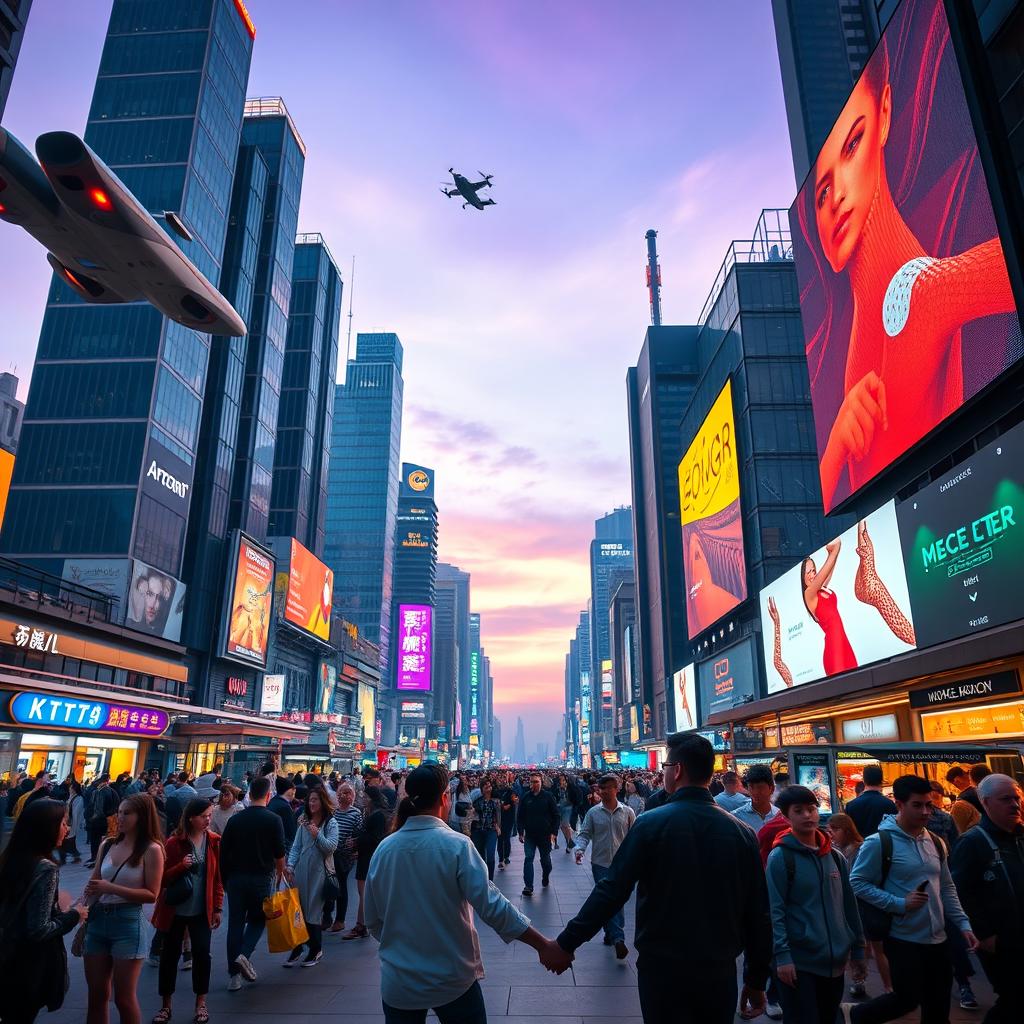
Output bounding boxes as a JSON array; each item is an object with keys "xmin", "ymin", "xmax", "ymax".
[
  {"xmin": 151, "ymin": 798, "xmax": 222, "ymax": 1024},
  {"xmin": 0, "ymin": 799, "xmax": 87, "ymax": 1023},
  {"xmin": 83, "ymin": 792, "xmax": 165, "ymax": 1024},
  {"xmin": 343, "ymin": 785, "xmax": 388, "ymax": 941}
]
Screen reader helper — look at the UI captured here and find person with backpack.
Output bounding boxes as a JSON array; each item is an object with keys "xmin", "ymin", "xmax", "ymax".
[
  {"xmin": 765, "ymin": 786, "xmax": 865, "ymax": 1023},
  {"xmin": 85, "ymin": 775, "xmax": 119, "ymax": 867},
  {"xmin": 843, "ymin": 774, "xmax": 978, "ymax": 1024}
]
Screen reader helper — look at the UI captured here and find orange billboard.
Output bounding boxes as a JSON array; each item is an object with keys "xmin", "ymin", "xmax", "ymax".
[
  {"xmin": 224, "ymin": 533, "xmax": 275, "ymax": 667},
  {"xmin": 284, "ymin": 538, "xmax": 333, "ymax": 641},
  {"xmin": 0, "ymin": 449, "xmax": 13, "ymax": 530}
]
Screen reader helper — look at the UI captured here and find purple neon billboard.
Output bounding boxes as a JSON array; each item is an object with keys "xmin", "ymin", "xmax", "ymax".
[{"xmin": 396, "ymin": 603, "xmax": 432, "ymax": 691}]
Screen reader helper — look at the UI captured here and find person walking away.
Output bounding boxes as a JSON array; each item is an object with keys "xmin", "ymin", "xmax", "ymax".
[
  {"xmin": 496, "ymin": 772, "xmax": 517, "ymax": 869},
  {"xmin": 364, "ymin": 762, "xmax": 570, "ymax": 1023},
  {"xmin": 715, "ymin": 771, "xmax": 748, "ymax": 812},
  {"xmin": 218, "ymin": 776, "xmax": 285, "ymax": 992},
  {"xmin": 471, "ymin": 779, "xmax": 502, "ymax": 881},
  {"xmin": 449, "ymin": 776, "xmax": 476, "ymax": 836},
  {"xmin": 324, "ymin": 783, "xmax": 362, "ymax": 933},
  {"xmin": 843, "ymin": 774, "xmax": 978, "ymax": 1024},
  {"xmin": 267, "ymin": 776, "xmax": 298, "ymax": 852},
  {"xmin": 517, "ymin": 773, "xmax": 559, "ymax": 896},
  {"xmin": 343, "ymin": 784, "xmax": 389, "ymax": 940},
  {"xmin": 61, "ymin": 780, "xmax": 86, "ymax": 865},
  {"xmin": 210, "ymin": 785, "xmax": 243, "ymax": 837},
  {"xmin": 151, "ymin": 798, "xmax": 223, "ymax": 1024},
  {"xmin": 283, "ymin": 788, "xmax": 338, "ymax": 967},
  {"xmin": 0, "ymin": 799, "xmax": 88, "ymax": 1023},
  {"xmin": 85, "ymin": 775, "xmax": 120, "ymax": 867},
  {"xmin": 844, "ymin": 766, "xmax": 897, "ymax": 839},
  {"xmin": 766, "ymin": 786, "xmax": 866, "ymax": 1023},
  {"xmin": 950, "ymin": 773, "xmax": 1024, "ymax": 1024},
  {"xmin": 573, "ymin": 774, "xmax": 635, "ymax": 959},
  {"xmin": 554, "ymin": 775, "xmax": 576, "ymax": 852},
  {"xmin": 82, "ymin": 793, "xmax": 165, "ymax": 1024},
  {"xmin": 732, "ymin": 765, "xmax": 781, "ymax": 834},
  {"xmin": 552, "ymin": 733, "xmax": 772, "ymax": 1024}
]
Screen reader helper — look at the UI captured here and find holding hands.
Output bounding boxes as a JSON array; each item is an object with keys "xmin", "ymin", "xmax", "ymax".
[{"xmin": 538, "ymin": 938, "xmax": 574, "ymax": 975}]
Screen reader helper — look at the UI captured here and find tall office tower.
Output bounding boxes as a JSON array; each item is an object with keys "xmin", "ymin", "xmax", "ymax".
[
  {"xmin": 627, "ymin": 327, "xmax": 699, "ymax": 740},
  {"xmin": 432, "ymin": 574, "xmax": 459, "ymax": 748},
  {"xmin": 228, "ymin": 98, "xmax": 305, "ymax": 541},
  {"xmin": 589, "ymin": 508, "xmax": 633, "ymax": 743},
  {"xmin": 269, "ymin": 233, "xmax": 342, "ymax": 556},
  {"xmin": 434, "ymin": 564, "xmax": 469, "ymax": 746},
  {"xmin": 1, "ymin": 0, "xmax": 255, "ymax": 579},
  {"xmin": 326, "ymin": 333, "xmax": 404, "ymax": 671},
  {"xmin": 771, "ymin": 0, "xmax": 883, "ymax": 182},
  {"xmin": 468, "ymin": 612, "xmax": 481, "ymax": 755},
  {"xmin": 575, "ymin": 609, "xmax": 593, "ymax": 765},
  {"xmin": 0, "ymin": 0, "xmax": 31, "ymax": 118},
  {"xmin": 608, "ymin": 575, "xmax": 638, "ymax": 745},
  {"xmin": 0, "ymin": 373, "xmax": 24, "ymax": 454},
  {"xmin": 512, "ymin": 716, "xmax": 526, "ymax": 764},
  {"xmin": 481, "ymin": 651, "xmax": 494, "ymax": 756},
  {"xmin": 492, "ymin": 716, "xmax": 501, "ymax": 760}
]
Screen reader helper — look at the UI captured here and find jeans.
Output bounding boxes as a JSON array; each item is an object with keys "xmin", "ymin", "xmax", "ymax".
[
  {"xmin": 774, "ymin": 970, "xmax": 844, "ymax": 1024},
  {"xmin": 946, "ymin": 920, "xmax": 974, "ymax": 985},
  {"xmin": 383, "ymin": 980, "xmax": 486, "ymax": 1024},
  {"xmin": 472, "ymin": 829, "xmax": 498, "ymax": 881},
  {"xmin": 498, "ymin": 817, "xmax": 514, "ymax": 863},
  {"xmin": 851, "ymin": 938, "xmax": 953, "ymax": 1024},
  {"xmin": 522, "ymin": 837, "xmax": 551, "ymax": 889},
  {"xmin": 323, "ymin": 859, "xmax": 352, "ymax": 925},
  {"xmin": 225, "ymin": 874, "xmax": 272, "ymax": 976},
  {"xmin": 977, "ymin": 944, "xmax": 1020, "ymax": 1023},
  {"xmin": 159, "ymin": 913, "xmax": 211, "ymax": 997},
  {"xmin": 295, "ymin": 924, "xmax": 322, "ymax": 957},
  {"xmin": 591, "ymin": 863, "xmax": 624, "ymax": 943},
  {"xmin": 87, "ymin": 821, "xmax": 106, "ymax": 861},
  {"xmin": 637, "ymin": 961, "xmax": 736, "ymax": 1024}
]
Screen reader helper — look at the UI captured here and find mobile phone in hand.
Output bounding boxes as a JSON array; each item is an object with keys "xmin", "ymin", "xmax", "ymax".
[{"xmin": 915, "ymin": 880, "xmax": 928, "ymax": 892}]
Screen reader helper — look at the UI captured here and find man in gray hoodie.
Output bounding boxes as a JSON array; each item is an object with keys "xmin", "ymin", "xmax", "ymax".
[
  {"xmin": 845, "ymin": 774, "xmax": 978, "ymax": 1024},
  {"xmin": 766, "ymin": 785, "xmax": 866, "ymax": 1023}
]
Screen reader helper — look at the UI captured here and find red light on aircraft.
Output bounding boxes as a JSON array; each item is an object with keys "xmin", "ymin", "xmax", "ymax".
[{"xmin": 89, "ymin": 187, "xmax": 112, "ymax": 210}]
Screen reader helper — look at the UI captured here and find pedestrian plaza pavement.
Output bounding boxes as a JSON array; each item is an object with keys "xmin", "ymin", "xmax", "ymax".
[{"xmin": 48, "ymin": 839, "xmax": 995, "ymax": 1023}]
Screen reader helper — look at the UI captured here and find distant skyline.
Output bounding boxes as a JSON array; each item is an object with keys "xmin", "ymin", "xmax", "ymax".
[{"xmin": 0, "ymin": 1, "xmax": 797, "ymax": 753}]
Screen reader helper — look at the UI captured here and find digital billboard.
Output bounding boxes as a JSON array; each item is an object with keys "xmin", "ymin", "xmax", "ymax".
[
  {"xmin": 897, "ymin": 418, "xmax": 1024, "ymax": 648},
  {"xmin": 61, "ymin": 558, "xmax": 131, "ymax": 622},
  {"xmin": 678, "ymin": 379, "xmax": 747, "ymax": 639},
  {"xmin": 0, "ymin": 448, "xmax": 13, "ymax": 530},
  {"xmin": 317, "ymin": 662, "xmax": 336, "ymax": 718},
  {"xmin": 396, "ymin": 604, "xmax": 432, "ymax": 691},
  {"xmin": 791, "ymin": 0, "xmax": 1022, "ymax": 514},
  {"xmin": 282, "ymin": 538, "xmax": 333, "ymax": 642},
  {"xmin": 125, "ymin": 559, "xmax": 185, "ymax": 642},
  {"xmin": 671, "ymin": 663, "xmax": 697, "ymax": 732},
  {"xmin": 223, "ymin": 533, "xmax": 274, "ymax": 668},
  {"xmin": 759, "ymin": 501, "xmax": 916, "ymax": 694},
  {"xmin": 697, "ymin": 637, "xmax": 757, "ymax": 721},
  {"xmin": 400, "ymin": 463, "xmax": 435, "ymax": 500}
]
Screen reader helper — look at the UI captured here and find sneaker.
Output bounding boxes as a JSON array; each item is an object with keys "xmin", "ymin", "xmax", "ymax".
[
  {"xmin": 765, "ymin": 1002, "xmax": 783, "ymax": 1020},
  {"xmin": 959, "ymin": 985, "xmax": 979, "ymax": 1010},
  {"xmin": 233, "ymin": 953, "xmax": 257, "ymax": 982},
  {"xmin": 302, "ymin": 951, "xmax": 323, "ymax": 967},
  {"xmin": 849, "ymin": 979, "xmax": 867, "ymax": 999},
  {"xmin": 839, "ymin": 1004, "xmax": 855, "ymax": 1024},
  {"xmin": 522, "ymin": 886, "xmax": 533, "ymax": 896},
  {"xmin": 498, "ymin": 861, "xmax": 505, "ymax": 870},
  {"xmin": 342, "ymin": 924, "xmax": 368, "ymax": 940},
  {"xmin": 180, "ymin": 953, "xmax": 192, "ymax": 971},
  {"xmin": 614, "ymin": 940, "xmax": 628, "ymax": 960},
  {"xmin": 283, "ymin": 948, "xmax": 304, "ymax": 968},
  {"xmin": 227, "ymin": 974, "xmax": 242, "ymax": 993},
  {"xmin": 329, "ymin": 921, "xmax": 345, "ymax": 933}
]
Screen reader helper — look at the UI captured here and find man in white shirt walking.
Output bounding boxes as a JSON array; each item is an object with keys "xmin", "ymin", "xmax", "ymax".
[
  {"xmin": 365, "ymin": 762, "xmax": 570, "ymax": 1023},
  {"xmin": 574, "ymin": 774, "xmax": 636, "ymax": 959}
]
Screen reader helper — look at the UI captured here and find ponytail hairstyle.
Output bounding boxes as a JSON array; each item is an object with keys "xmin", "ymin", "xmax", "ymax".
[{"xmin": 393, "ymin": 761, "xmax": 449, "ymax": 832}]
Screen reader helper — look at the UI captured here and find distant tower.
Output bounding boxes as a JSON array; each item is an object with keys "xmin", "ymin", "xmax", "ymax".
[
  {"xmin": 645, "ymin": 229, "xmax": 662, "ymax": 326},
  {"xmin": 513, "ymin": 717, "xmax": 526, "ymax": 764}
]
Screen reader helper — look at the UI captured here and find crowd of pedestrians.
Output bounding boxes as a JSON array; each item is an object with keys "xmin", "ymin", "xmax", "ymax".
[{"xmin": 0, "ymin": 746, "xmax": 1020, "ymax": 1023}]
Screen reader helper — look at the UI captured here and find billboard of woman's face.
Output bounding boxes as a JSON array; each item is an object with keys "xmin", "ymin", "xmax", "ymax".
[{"xmin": 791, "ymin": 0, "xmax": 1023, "ymax": 514}]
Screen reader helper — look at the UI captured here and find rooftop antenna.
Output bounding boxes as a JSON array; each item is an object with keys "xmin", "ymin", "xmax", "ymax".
[
  {"xmin": 645, "ymin": 229, "xmax": 662, "ymax": 326},
  {"xmin": 345, "ymin": 255, "xmax": 356, "ymax": 366}
]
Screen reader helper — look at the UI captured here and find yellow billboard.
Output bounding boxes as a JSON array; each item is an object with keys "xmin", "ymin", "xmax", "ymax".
[{"xmin": 678, "ymin": 379, "xmax": 747, "ymax": 639}]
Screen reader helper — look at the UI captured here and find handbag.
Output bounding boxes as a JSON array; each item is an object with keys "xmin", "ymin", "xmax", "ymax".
[
  {"xmin": 263, "ymin": 883, "xmax": 308, "ymax": 953},
  {"xmin": 322, "ymin": 856, "xmax": 340, "ymax": 904},
  {"xmin": 164, "ymin": 839, "xmax": 199, "ymax": 907}
]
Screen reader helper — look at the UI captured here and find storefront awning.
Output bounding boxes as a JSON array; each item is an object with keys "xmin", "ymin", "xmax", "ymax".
[
  {"xmin": 174, "ymin": 722, "xmax": 307, "ymax": 742},
  {"xmin": 789, "ymin": 741, "xmax": 1024, "ymax": 763}
]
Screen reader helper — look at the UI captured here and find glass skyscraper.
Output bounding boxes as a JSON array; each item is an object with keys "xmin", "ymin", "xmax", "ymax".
[
  {"xmin": 1, "ymin": 0, "xmax": 255, "ymax": 581},
  {"xmin": 0, "ymin": 0, "xmax": 32, "ymax": 119},
  {"xmin": 325, "ymin": 333, "xmax": 404, "ymax": 670}
]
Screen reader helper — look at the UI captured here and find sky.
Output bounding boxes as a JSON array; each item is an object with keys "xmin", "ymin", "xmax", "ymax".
[{"xmin": 0, "ymin": 1, "xmax": 798, "ymax": 755}]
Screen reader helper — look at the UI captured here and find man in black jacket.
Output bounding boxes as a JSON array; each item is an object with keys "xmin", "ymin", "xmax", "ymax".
[
  {"xmin": 844, "ymin": 763, "xmax": 897, "ymax": 838},
  {"xmin": 950, "ymin": 773, "xmax": 1024, "ymax": 1023},
  {"xmin": 551, "ymin": 733, "xmax": 771, "ymax": 1024},
  {"xmin": 517, "ymin": 772, "xmax": 559, "ymax": 896},
  {"xmin": 267, "ymin": 776, "xmax": 298, "ymax": 851}
]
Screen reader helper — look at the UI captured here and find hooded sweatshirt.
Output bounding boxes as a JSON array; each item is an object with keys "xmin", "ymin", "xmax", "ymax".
[
  {"xmin": 766, "ymin": 827, "xmax": 865, "ymax": 976},
  {"xmin": 757, "ymin": 814, "xmax": 791, "ymax": 868},
  {"xmin": 850, "ymin": 814, "xmax": 970, "ymax": 945}
]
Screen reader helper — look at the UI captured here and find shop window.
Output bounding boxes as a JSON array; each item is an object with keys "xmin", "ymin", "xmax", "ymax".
[{"xmin": 95, "ymin": 665, "xmax": 114, "ymax": 684}]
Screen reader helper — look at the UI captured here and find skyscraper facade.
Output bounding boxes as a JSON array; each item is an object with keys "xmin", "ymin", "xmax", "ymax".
[
  {"xmin": 435, "ymin": 562, "xmax": 470, "ymax": 752},
  {"xmin": 1, "ymin": 0, "xmax": 255, "ymax": 581},
  {"xmin": 0, "ymin": 0, "xmax": 32, "ymax": 119},
  {"xmin": 512, "ymin": 716, "xmax": 526, "ymax": 764},
  {"xmin": 325, "ymin": 332, "xmax": 404, "ymax": 670}
]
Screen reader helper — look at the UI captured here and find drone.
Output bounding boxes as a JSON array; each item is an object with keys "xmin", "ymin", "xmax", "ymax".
[
  {"xmin": 440, "ymin": 168, "xmax": 496, "ymax": 211},
  {"xmin": 0, "ymin": 128, "xmax": 247, "ymax": 336}
]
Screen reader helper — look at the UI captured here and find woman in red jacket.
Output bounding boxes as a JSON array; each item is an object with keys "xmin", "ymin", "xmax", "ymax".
[{"xmin": 151, "ymin": 798, "xmax": 223, "ymax": 1024}]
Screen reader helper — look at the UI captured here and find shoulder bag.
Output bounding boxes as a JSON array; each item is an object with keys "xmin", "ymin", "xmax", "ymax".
[{"xmin": 71, "ymin": 842, "xmax": 130, "ymax": 957}]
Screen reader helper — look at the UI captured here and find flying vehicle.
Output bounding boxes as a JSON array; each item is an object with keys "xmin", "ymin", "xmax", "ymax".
[
  {"xmin": 0, "ymin": 128, "xmax": 247, "ymax": 336},
  {"xmin": 441, "ymin": 168, "xmax": 496, "ymax": 211}
]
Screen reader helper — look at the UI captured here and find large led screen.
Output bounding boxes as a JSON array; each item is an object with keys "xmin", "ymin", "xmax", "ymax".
[
  {"xmin": 897, "ymin": 418, "xmax": 1024, "ymax": 648},
  {"xmin": 283, "ymin": 538, "xmax": 333, "ymax": 642},
  {"xmin": 671, "ymin": 663, "xmax": 697, "ymax": 732},
  {"xmin": 697, "ymin": 637, "xmax": 757, "ymax": 721},
  {"xmin": 396, "ymin": 604, "xmax": 432, "ymax": 691},
  {"xmin": 759, "ymin": 501, "xmax": 916, "ymax": 694},
  {"xmin": 125, "ymin": 559, "xmax": 185, "ymax": 642},
  {"xmin": 791, "ymin": 0, "xmax": 1022, "ymax": 514},
  {"xmin": 679, "ymin": 379, "xmax": 747, "ymax": 639},
  {"xmin": 223, "ymin": 534, "xmax": 275, "ymax": 668}
]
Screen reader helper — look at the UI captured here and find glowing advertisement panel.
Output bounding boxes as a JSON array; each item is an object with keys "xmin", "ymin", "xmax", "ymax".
[
  {"xmin": 125, "ymin": 558, "xmax": 185, "ymax": 642},
  {"xmin": 283, "ymin": 538, "xmax": 333, "ymax": 641},
  {"xmin": 791, "ymin": 0, "xmax": 1023, "ymax": 514},
  {"xmin": 896, "ymin": 418, "xmax": 1024, "ymax": 648},
  {"xmin": 679, "ymin": 379, "xmax": 747, "ymax": 639},
  {"xmin": 396, "ymin": 604, "xmax": 432, "ymax": 691},
  {"xmin": 10, "ymin": 691, "xmax": 168, "ymax": 738},
  {"xmin": 671, "ymin": 663, "xmax": 697, "ymax": 732},
  {"xmin": 223, "ymin": 534, "xmax": 275, "ymax": 668},
  {"xmin": 759, "ymin": 501, "xmax": 916, "ymax": 694}
]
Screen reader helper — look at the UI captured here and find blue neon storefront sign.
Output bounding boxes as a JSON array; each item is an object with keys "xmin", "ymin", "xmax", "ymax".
[{"xmin": 9, "ymin": 691, "xmax": 169, "ymax": 737}]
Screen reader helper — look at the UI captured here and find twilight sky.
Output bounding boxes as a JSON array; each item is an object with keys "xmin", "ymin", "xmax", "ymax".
[{"xmin": 0, "ymin": 1, "xmax": 798, "ymax": 755}]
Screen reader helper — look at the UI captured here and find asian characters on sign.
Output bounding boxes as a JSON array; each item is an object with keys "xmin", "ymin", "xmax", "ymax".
[
  {"xmin": 396, "ymin": 603, "xmax": 432, "ymax": 691},
  {"xmin": 12, "ymin": 624, "xmax": 60, "ymax": 653},
  {"xmin": 9, "ymin": 692, "xmax": 169, "ymax": 737},
  {"xmin": 791, "ymin": 0, "xmax": 1022, "ymax": 513}
]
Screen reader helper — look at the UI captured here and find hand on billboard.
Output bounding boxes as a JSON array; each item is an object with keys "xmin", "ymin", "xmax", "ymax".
[
  {"xmin": 854, "ymin": 519, "xmax": 916, "ymax": 645},
  {"xmin": 767, "ymin": 597, "xmax": 794, "ymax": 688},
  {"xmin": 767, "ymin": 595, "xmax": 781, "ymax": 628},
  {"xmin": 833, "ymin": 371, "xmax": 888, "ymax": 463}
]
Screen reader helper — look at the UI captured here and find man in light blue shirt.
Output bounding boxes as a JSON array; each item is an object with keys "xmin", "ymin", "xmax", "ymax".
[
  {"xmin": 714, "ymin": 771, "xmax": 748, "ymax": 813},
  {"xmin": 731, "ymin": 765, "xmax": 781, "ymax": 833}
]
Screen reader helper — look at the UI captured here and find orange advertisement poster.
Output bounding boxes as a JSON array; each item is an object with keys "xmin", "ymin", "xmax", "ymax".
[
  {"xmin": 920, "ymin": 700, "xmax": 1024, "ymax": 743},
  {"xmin": 0, "ymin": 449, "xmax": 13, "ymax": 530},
  {"xmin": 225, "ymin": 536, "xmax": 274, "ymax": 666},
  {"xmin": 284, "ymin": 539, "xmax": 333, "ymax": 642}
]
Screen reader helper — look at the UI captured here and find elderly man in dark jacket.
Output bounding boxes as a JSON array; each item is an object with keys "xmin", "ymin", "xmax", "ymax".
[{"xmin": 551, "ymin": 733, "xmax": 771, "ymax": 1024}]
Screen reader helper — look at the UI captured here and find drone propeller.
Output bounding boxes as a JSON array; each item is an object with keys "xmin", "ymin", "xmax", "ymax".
[
  {"xmin": 478, "ymin": 171, "xmax": 494, "ymax": 184},
  {"xmin": 439, "ymin": 187, "xmax": 453, "ymax": 198}
]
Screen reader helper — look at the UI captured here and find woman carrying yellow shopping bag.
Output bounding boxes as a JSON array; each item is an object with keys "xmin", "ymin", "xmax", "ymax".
[{"xmin": 262, "ymin": 882, "xmax": 308, "ymax": 954}]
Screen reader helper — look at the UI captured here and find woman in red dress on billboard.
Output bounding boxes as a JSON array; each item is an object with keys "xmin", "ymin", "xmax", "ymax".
[{"xmin": 810, "ymin": 38, "xmax": 1016, "ymax": 509}]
